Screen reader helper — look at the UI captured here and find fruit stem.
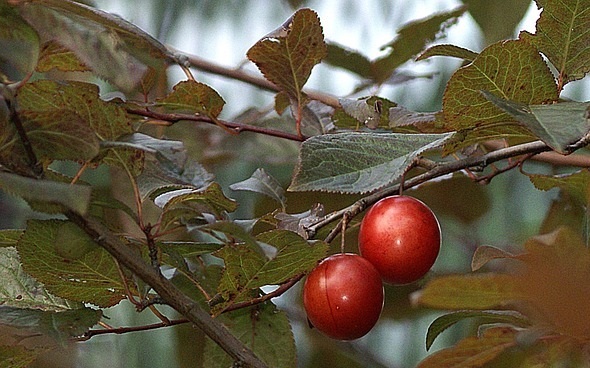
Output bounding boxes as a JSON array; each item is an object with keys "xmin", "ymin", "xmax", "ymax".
[{"xmin": 340, "ymin": 213, "xmax": 349, "ymax": 253}]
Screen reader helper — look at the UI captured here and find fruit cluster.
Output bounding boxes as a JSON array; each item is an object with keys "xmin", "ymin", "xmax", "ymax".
[{"xmin": 303, "ymin": 195, "xmax": 441, "ymax": 340}]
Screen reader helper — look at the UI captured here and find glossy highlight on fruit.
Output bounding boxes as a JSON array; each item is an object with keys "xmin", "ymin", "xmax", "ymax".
[
  {"xmin": 302, "ymin": 253, "xmax": 384, "ymax": 340},
  {"xmin": 358, "ymin": 195, "xmax": 441, "ymax": 284}
]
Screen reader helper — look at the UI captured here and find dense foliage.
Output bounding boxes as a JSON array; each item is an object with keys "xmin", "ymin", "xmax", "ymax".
[{"xmin": 1, "ymin": 0, "xmax": 590, "ymax": 367}]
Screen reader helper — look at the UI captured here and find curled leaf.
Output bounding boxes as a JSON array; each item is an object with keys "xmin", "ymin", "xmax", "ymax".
[
  {"xmin": 471, "ymin": 245, "xmax": 515, "ymax": 271},
  {"xmin": 426, "ymin": 310, "xmax": 529, "ymax": 350},
  {"xmin": 418, "ymin": 326, "xmax": 519, "ymax": 368},
  {"xmin": 230, "ymin": 168, "xmax": 286, "ymax": 209}
]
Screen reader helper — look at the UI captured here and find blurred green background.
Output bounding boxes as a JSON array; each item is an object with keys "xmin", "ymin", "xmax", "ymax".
[{"xmin": 2, "ymin": 0, "xmax": 589, "ymax": 367}]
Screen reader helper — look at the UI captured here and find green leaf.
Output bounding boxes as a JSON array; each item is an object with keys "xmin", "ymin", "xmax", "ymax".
[
  {"xmin": 426, "ymin": 310, "xmax": 529, "ymax": 350},
  {"xmin": 0, "ymin": 345, "xmax": 49, "ymax": 368},
  {"xmin": 115, "ymin": 133, "xmax": 186, "ymax": 165},
  {"xmin": 16, "ymin": 79, "xmax": 140, "ymax": 171},
  {"xmin": 389, "ymin": 105, "xmax": 441, "ymax": 130},
  {"xmin": 443, "ymin": 39, "xmax": 558, "ymax": 130},
  {"xmin": 17, "ymin": 0, "xmax": 172, "ymax": 91},
  {"xmin": 36, "ymin": 40, "xmax": 89, "ymax": 73},
  {"xmin": 20, "ymin": 109, "xmax": 100, "ymax": 161},
  {"xmin": 230, "ymin": 168, "xmax": 286, "ymax": 209},
  {"xmin": 540, "ymin": 194, "xmax": 587, "ymax": 235},
  {"xmin": 520, "ymin": 0, "xmax": 590, "ymax": 85},
  {"xmin": 417, "ymin": 326, "xmax": 519, "ymax": 368},
  {"xmin": 0, "ymin": 246, "xmax": 80, "ymax": 310},
  {"xmin": 417, "ymin": 44, "xmax": 478, "ymax": 62},
  {"xmin": 412, "ymin": 274, "xmax": 522, "ymax": 310},
  {"xmin": 156, "ymin": 80, "xmax": 225, "ymax": 118},
  {"xmin": 324, "ymin": 41, "xmax": 372, "ymax": 79},
  {"xmin": 247, "ymin": 8, "xmax": 327, "ymax": 106},
  {"xmin": 17, "ymin": 219, "xmax": 126, "ymax": 308},
  {"xmin": 17, "ymin": 80, "xmax": 131, "ymax": 142},
  {"xmin": 464, "ymin": 0, "xmax": 532, "ymax": 44},
  {"xmin": 528, "ymin": 102, "xmax": 590, "ymax": 152},
  {"xmin": 136, "ymin": 145, "xmax": 213, "ymax": 202},
  {"xmin": 0, "ymin": 172, "xmax": 91, "ymax": 215},
  {"xmin": 156, "ymin": 182, "xmax": 237, "ymax": 215},
  {"xmin": 528, "ymin": 169, "xmax": 590, "ymax": 205},
  {"xmin": 53, "ymin": 221, "xmax": 100, "ymax": 261},
  {"xmin": 0, "ymin": 305, "xmax": 101, "ymax": 342},
  {"xmin": 105, "ymin": 132, "xmax": 211, "ymax": 188},
  {"xmin": 214, "ymin": 230, "xmax": 328, "ymax": 310},
  {"xmin": 0, "ymin": 3, "xmax": 39, "ymax": 79},
  {"xmin": 274, "ymin": 204, "xmax": 325, "ymax": 239},
  {"xmin": 159, "ymin": 241, "xmax": 223, "ymax": 259},
  {"xmin": 156, "ymin": 183, "xmax": 237, "ymax": 231},
  {"xmin": 372, "ymin": 6, "xmax": 467, "ymax": 83},
  {"xmin": 0, "ymin": 230, "xmax": 23, "ymax": 248},
  {"xmin": 204, "ymin": 303, "xmax": 296, "ymax": 368},
  {"xmin": 482, "ymin": 92, "xmax": 590, "ymax": 154},
  {"xmin": 289, "ymin": 132, "xmax": 453, "ymax": 194},
  {"xmin": 202, "ymin": 220, "xmax": 261, "ymax": 251},
  {"xmin": 471, "ymin": 245, "xmax": 515, "ymax": 272},
  {"xmin": 298, "ymin": 100, "xmax": 335, "ymax": 136}
]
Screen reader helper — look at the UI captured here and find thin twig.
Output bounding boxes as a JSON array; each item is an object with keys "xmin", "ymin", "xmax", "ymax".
[
  {"xmin": 77, "ymin": 318, "xmax": 190, "ymax": 341},
  {"xmin": 223, "ymin": 275, "xmax": 303, "ymax": 313},
  {"xmin": 126, "ymin": 108, "xmax": 306, "ymax": 142},
  {"xmin": 474, "ymin": 153, "xmax": 535, "ymax": 184},
  {"xmin": 483, "ymin": 140, "xmax": 590, "ymax": 168},
  {"xmin": 4, "ymin": 96, "xmax": 42, "ymax": 177}
]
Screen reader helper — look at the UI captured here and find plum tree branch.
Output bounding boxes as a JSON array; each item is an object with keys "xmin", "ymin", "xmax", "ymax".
[
  {"xmin": 65, "ymin": 211, "xmax": 268, "ymax": 368},
  {"xmin": 308, "ymin": 140, "xmax": 553, "ymax": 242},
  {"xmin": 77, "ymin": 318, "xmax": 190, "ymax": 341},
  {"xmin": 180, "ymin": 52, "xmax": 590, "ymax": 169},
  {"xmin": 126, "ymin": 108, "xmax": 306, "ymax": 142}
]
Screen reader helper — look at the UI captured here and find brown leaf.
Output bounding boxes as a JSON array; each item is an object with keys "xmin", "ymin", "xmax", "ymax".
[
  {"xmin": 247, "ymin": 8, "xmax": 326, "ymax": 106},
  {"xmin": 515, "ymin": 227, "xmax": 590, "ymax": 338}
]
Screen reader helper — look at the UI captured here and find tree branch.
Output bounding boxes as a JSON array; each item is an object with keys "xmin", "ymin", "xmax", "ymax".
[
  {"xmin": 126, "ymin": 108, "xmax": 306, "ymax": 142},
  {"xmin": 309, "ymin": 140, "xmax": 553, "ymax": 242},
  {"xmin": 65, "ymin": 211, "xmax": 268, "ymax": 368},
  {"xmin": 78, "ymin": 318, "xmax": 190, "ymax": 341},
  {"xmin": 222, "ymin": 275, "xmax": 303, "ymax": 313},
  {"xmin": 178, "ymin": 52, "xmax": 341, "ymax": 109},
  {"xmin": 483, "ymin": 141, "xmax": 590, "ymax": 168}
]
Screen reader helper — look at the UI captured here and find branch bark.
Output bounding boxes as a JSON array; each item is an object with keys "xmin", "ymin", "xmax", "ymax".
[
  {"xmin": 308, "ymin": 140, "xmax": 553, "ymax": 242},
  {"xmin": 66, "ymin": 211, "xmax": 268, "ymax": 368},
  {"xmin": 126, "ymin": 108, "xmax": 306, "ymax": 142}
]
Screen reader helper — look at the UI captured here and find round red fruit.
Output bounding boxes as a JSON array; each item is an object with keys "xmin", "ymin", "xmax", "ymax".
[
  {"xmin": 358, "ymin": 195, "xmax": 441, "ymax": 284},
  {"xmin": 302, "ymin": 253, "xmax": 384, "ymax": 340}
]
